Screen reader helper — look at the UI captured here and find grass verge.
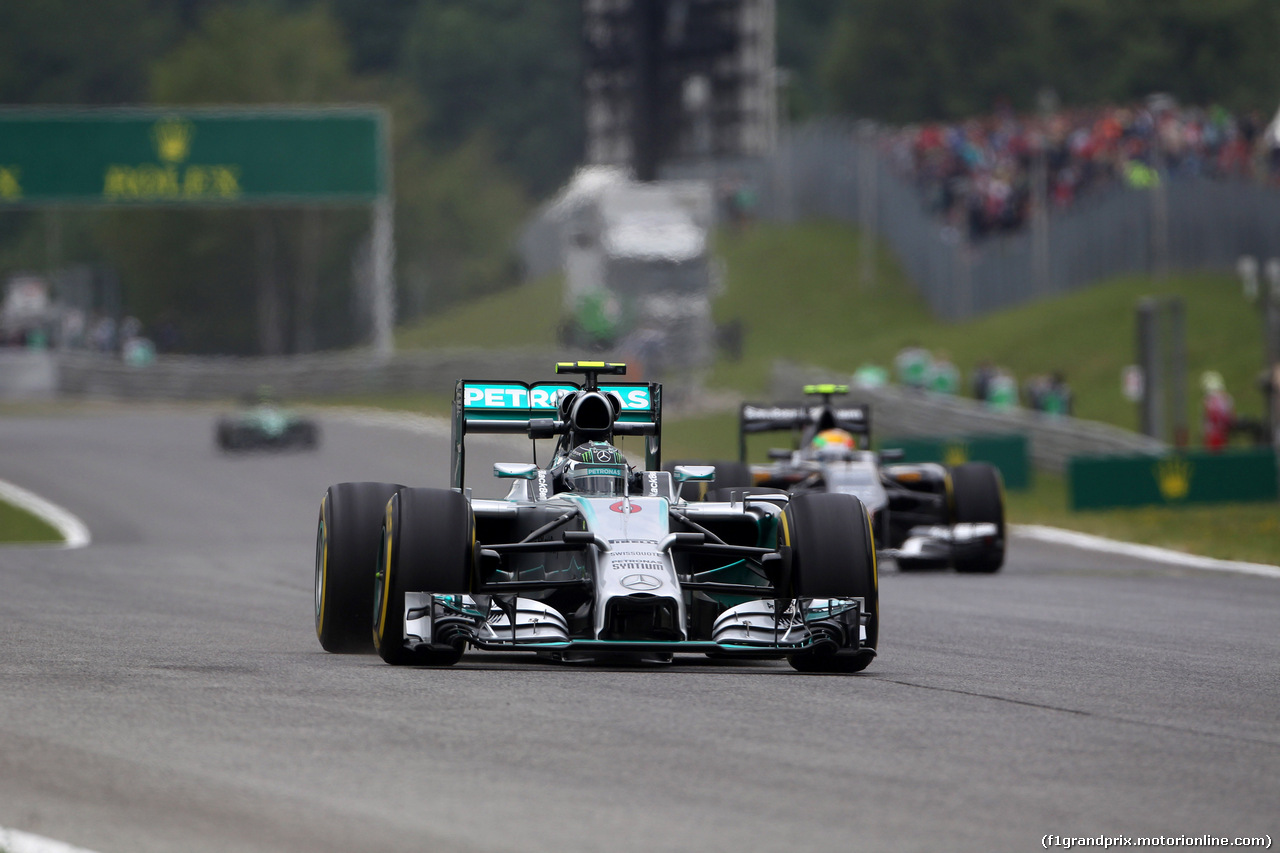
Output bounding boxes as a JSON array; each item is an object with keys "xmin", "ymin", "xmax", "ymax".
[
  {"xmin": 0, "ymin": 498, "xmax": 62, "ymax": 544},
  {"xmin": 1003, "ymin": 470, "xmax": 1280, "ymax": 566}
]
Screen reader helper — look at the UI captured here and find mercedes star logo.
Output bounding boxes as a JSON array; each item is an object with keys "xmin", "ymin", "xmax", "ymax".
[{"xmin": 621, "ymin": 574, "xmax": 662, "ymax": 591}]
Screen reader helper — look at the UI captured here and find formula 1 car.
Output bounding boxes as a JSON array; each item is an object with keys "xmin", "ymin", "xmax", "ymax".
[
  {"xmin": 712, "ymin": 385, "xmax": 1005, "ymax": 573},
  {"xmin": 314, "ymin": 362, "xmax": 878, "ymax": 672},
  {"xmin": 216, "ymin": 391, "xmax": 319, "ymax": 452}
]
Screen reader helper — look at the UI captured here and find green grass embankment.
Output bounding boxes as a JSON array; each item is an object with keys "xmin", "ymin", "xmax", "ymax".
[{"xmin": 708, "ymin": 221, "xmax": 1267, "ymax": 434}]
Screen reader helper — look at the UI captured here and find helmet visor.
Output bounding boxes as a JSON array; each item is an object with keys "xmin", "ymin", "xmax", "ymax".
[{"xmin": 564, "ymin": 462, "xmax": 627, "ymax": 496}]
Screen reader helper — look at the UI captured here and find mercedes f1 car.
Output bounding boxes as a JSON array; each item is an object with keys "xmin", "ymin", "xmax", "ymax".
[
  {"xmin": 716, "ymin": 385, "xmax": 1005, "ymax": 573},
  {"xmin": 315, "ymin": 363, "xmax": 878, "ymax": 672},
  {"xmin": 216, "ymin": 391, "xmax": 319, "ymax": 452}
]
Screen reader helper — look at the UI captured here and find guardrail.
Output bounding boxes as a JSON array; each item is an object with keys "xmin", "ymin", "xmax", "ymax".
[
  {"xmin": 0, "ymin": 350, "xmax": 58, "ymax": 400},
  {"xmin": 51, "ymin": 348, "xmax": 565, "ymax": 400}
]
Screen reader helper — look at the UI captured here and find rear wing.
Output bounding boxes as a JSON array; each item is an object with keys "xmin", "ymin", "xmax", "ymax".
[
  {"xmin": 451, "ymin": 378, "xmax": 661, "ymax": 488},
  {"xmin": 738, "ymin": 400, "xmax": 870, "ymax": 461}
]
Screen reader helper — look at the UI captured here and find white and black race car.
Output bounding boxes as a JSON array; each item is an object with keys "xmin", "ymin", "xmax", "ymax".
[
  {"xmin": 679, "ymin": 385, "xmax": 1005, "ymax": 573},
  {"xmin": 315, "ymin": 363, "xmax": 879, "ymax": 672}
]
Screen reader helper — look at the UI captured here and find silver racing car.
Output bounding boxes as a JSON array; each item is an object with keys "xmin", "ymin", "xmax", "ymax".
[
  {"xmin": 315, "ymin": 362, "xmax": 879, "ymax": 672},
  {"xmin": 734, "ymin": 385, "xmax": 1005, "ymax": 573}
]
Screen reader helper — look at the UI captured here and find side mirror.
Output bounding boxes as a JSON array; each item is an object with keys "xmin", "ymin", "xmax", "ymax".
[
  {"xmin": 672, "ymin": 465, "xmax": 716, "ymax": 483},
  {"xmin": 493, "ymin": 462, "xmax": 538, "ymax": 480},
  {"xmin": 767, "ymin": 448, "xmax": 793, "ymax": 460},
  {"xmin": 879, "ymin": 448, "xmax": 905, "ymax": 462}
]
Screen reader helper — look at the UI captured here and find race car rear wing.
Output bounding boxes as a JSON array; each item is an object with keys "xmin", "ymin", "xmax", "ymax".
[
  {"xmin": 451, "ymin": 368, "xmax": 661, "ymax": 488},
  {"xmin": 738, "ymin": 386, "xmax": 869, "ymax": 461}
]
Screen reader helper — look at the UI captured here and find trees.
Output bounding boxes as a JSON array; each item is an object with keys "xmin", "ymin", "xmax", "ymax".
[
  {"xmin": 820, "ymin": 0, "xmax": 1280, "ymax": 122},
  {"xmin": 0, "ymin": 0, "xmax": 176, "ymax": 105},
  {"xmin": 401, "ymin": 0, "xmax": 582, "ymax": 198}
]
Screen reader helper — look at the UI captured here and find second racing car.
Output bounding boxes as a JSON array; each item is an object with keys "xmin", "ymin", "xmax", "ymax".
[{"xmin": 698, "ymin": 384, "xmax": 1005, "ymax": 573}]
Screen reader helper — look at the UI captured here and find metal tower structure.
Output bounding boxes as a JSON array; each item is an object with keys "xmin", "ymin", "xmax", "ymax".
[{"xmin": 582, "ymin": 0, "xmax": 776, "ymax": 180}]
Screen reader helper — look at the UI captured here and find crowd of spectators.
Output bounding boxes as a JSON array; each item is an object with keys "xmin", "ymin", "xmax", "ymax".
[{"xmin": 885, "ymin": 96, "xmax": 1280, "ymax": 240}]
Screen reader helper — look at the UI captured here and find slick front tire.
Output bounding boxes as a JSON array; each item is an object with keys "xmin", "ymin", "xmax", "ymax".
[
  {"xmin": 372, "ymin": 487, "xmax": 474, "ymax": 666},
  {"xmin": 315, "ymin": 481, "xmax": 403, "ymax": 654},
  {"xmin": 782, "ymin": 492, "xmax": 879, "ymax": 673},
  {"xmin": 950, "ymin": 462, "xmax": 1006, "ymax": 574}
]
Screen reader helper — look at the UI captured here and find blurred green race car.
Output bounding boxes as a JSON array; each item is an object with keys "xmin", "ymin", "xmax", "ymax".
[{"xmin": 216, "ymin": 390, "xmax": 319, "ymax": 452}]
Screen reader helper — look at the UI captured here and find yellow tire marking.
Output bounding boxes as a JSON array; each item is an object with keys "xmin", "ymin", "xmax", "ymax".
[
  {"xmin": 375, "ymin": 496, "xmax": 395, "ymax": 647},
  {"xmin": 315, "ymin": 495, "xmax": 328, "ymax": 639}
]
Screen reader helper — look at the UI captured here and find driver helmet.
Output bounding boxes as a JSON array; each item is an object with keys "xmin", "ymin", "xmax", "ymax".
[
  {"xmin": 562, "ymin": 441, "xmax": 629, "ymax": 496},
  {"xmin": 811, "ymin": 428, "xmax": 856, "ymax": 459}
]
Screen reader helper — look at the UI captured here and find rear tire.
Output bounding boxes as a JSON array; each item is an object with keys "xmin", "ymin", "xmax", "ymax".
[
  {"xmin": 782, "ymin": 492, "xmax": 879, "ymax": 673},
  {"xmin": 316, "ymin": 481, "xmax": 402, "ymax": 653},
  {"xmin": 373, "ymin": 487, "xmax": 474, "ymax": 666},
  {"xmin": 950, "ymin": 463, "xmax": 1005, "ymax": 573}
]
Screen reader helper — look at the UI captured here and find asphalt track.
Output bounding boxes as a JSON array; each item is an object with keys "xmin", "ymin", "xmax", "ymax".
[{"xmin": 1, "ymin": 407, "xmax": 1276, "ymax": 853}]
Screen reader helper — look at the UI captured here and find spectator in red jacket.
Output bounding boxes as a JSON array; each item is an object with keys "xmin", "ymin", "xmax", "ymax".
[{"xmin": 1201, "ymin": 371, "xmax": 1235, "ymax": 452}]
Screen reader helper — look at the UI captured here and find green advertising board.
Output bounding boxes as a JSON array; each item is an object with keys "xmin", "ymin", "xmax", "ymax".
[
  {"xmin": 879, "ymin": 433, "xmax": 1031, "ymax": 490},
  {"xmin": 0, "ymin": 107, "xmax": 385, "ymax": 205},
  {"xmin": 1068, "ymin": 448, "xmax": 1279, "ymax": 510}
]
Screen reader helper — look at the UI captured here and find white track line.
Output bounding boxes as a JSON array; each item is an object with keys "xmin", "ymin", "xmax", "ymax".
[
  {"xmin": 0, "ymin": 827, "xmax": 101, "ymax": 853},
  {"xmin": 0, "ymin": 478, "xmax": 91, "ymax": 549},
  {"xmin": 1013, "ymin": 524, "xmax": 1280, "ymax": 579}
]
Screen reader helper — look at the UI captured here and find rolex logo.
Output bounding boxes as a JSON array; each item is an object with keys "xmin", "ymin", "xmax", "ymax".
[
  {"xmin": 943, "ymin": 442, "xmax": 969, "ymax": 468},
  {"xmin": 1155, "ymin": 456, "xmax": 1192, "ymax": 501},
  {"xmin": 152, "ymin": 118, "xmax": 194, "ymax": 163}
]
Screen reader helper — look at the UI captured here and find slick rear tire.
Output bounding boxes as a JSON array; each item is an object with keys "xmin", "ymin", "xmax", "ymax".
[
  {"xmin": 782, "ymin": 492, "xmax": 878, "ymax": 673},
  {"xmin": 950, "ymin": 462, "xmax": 1006, "ymax": 574},
  {"xmin": 710, "ymin": 461, "xmax": 753, "ymax": 491},
  {"xmin": 316, "ymin": 481, "xmax": 403, "ymax": 653},
  {"xmin": 373, "ymin": 487, "xmax": 474, "ymax": 666},
  {"xmin": 287, "ymin": 421, "xmax": 320, "ymax": 450}
]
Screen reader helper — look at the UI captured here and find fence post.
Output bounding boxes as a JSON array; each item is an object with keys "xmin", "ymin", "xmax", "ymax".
[
  {"xmin": 858, "ymin": 122, "xmax": 878, "ymax": 292},
  {"xmin": 1137, "ymin": 297, "xmax": 1163, "ymax": 440}
]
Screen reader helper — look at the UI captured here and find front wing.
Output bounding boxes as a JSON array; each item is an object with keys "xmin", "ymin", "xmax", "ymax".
[{"xmin": 399, "ymin": 592, "xmax": 870, "ymax": 659}]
